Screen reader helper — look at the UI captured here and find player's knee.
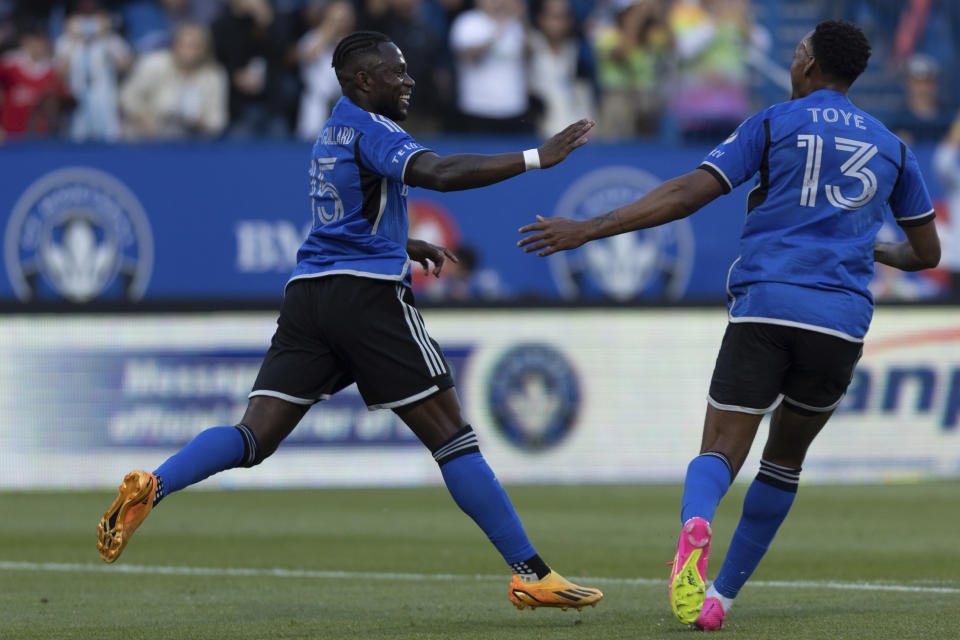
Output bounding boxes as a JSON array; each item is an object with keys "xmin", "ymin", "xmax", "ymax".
[{"xmin": 234, "ymin": 423, "xmax": 268, "ymax": 467}]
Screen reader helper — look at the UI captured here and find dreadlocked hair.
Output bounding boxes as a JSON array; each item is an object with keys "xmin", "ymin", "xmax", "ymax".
[
  {"xmin": 331, "ymin": 31, "xmax": 391, "ymax": 74},
  {"xmin": 809, "ymin": 20, "xmax": 871, "ymax": 86}
]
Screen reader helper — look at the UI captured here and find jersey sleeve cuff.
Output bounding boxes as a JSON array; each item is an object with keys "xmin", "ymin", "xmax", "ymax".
[
  {"xmin": 698, "ymin": 163, "xmax": 732, "ymax": 194},
  {"xmin": 896, "ymin": 208, "xmax": 936, "ymax": 227},
  {"xmin": 401, "ymin": 148, "xmax": 431, "ymax": 184}
]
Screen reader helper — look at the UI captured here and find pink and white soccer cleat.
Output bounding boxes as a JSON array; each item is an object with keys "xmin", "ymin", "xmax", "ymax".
[
  {"xmin": 668, "ymin": 516, "xmax": 712, "ymax": 624},
  {"xmin": 693, "ymin": 596, "xmax": 726, "ymax": 631}
]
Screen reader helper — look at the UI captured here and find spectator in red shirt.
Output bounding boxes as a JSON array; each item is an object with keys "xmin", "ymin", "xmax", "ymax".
[{"xmin": 0, "ymin": 29, "xmax": 67, "ymax": 140}]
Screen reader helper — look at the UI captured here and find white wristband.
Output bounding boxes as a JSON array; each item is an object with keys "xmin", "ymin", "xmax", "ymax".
[{"xmin": 523, "ymin": 148, "xmax": 541, "ymax": 171}]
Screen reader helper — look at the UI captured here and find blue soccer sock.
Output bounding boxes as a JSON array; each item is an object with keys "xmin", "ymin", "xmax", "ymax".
[
  {"xmin": 151, "ymin": 424, "xmax": 258, "ymax": 505},
  {"xmin": 434, "ymin": 426, "xmax": 545, "ymax": 577},
  {"xmin": 712, "ymin": 459, "xmax": 800, "ymax": 600},
  {"xmin": 680, "ymin": 452, "xmax": 734, "ymax": 524}
]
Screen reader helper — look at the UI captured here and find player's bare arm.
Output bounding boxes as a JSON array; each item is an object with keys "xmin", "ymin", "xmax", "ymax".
[
  {"xmin": 405, "ymin": 119, "xmax": 595, "ymax": 192},
  {"xmin": 518, "ymin": 168, "xmax": 723, "ymax": 256},
  {"xmin": 406, "ymin": 238, "xmax": 458, "ymax": 277},
  {"xmin": 874, "ymin": 220, "xmax": 941, "ymax": 271}
]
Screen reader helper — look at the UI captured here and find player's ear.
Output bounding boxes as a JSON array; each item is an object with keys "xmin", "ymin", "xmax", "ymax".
[
  {"xmin": 804, "ymin": 56, "xmax": 817, "ymax": 77},
  {"xmin": 354, "ymin": 69, "xmax": 372, "ymax": 92}
]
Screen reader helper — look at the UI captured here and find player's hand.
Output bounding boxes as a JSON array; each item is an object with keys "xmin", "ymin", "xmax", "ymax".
[
  {"xmin": 537, "ymin": 119, "xmax": 595, "ymax": 169},
  {"xmin": 517, "ymin": 215, "xmax": 589, "ymax": 256},
  {"xmin": 407, "ymin": 238, "xmax": 459, "ymax": 277}
]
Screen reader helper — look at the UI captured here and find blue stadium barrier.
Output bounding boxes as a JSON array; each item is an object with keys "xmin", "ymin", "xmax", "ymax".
[{"xmin": 0, "ymin": 139, "xmax": 945, "ymax": 306}]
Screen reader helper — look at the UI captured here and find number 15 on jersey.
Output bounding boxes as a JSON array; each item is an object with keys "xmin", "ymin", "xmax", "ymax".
[{"xmin": 309, "ymin": 157, "xmax": 345, "ymax": 225}]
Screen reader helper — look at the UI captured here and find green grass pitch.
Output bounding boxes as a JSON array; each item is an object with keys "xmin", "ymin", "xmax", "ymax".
[{"xmin": 2, "ymin": 482, "xmax": 958, "ymax": 639}]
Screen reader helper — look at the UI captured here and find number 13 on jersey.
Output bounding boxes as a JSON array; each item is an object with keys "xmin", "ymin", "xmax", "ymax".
[{"xmin": 797, "ymin": 134, "xmax": 878, "ymax": 210}]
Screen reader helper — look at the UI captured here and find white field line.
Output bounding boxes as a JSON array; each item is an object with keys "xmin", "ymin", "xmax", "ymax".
[{"xmin": 1, "ymin": 561, "xmax": 958, "ymax": 595}]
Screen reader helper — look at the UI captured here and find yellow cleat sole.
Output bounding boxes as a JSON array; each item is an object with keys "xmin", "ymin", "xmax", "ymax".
[{"xmin": 670, "ymin": 548, "xmax": 706, "ymax": 624}]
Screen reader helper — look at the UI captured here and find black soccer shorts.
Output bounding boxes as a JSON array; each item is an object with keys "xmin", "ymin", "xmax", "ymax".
[
  {"xmin": 708, "ymin": 321, "xmax": 863, "ymax": 415},
  {"xmin": 250, "ymin": 276, "xmax": 454, "ymax": 410}
]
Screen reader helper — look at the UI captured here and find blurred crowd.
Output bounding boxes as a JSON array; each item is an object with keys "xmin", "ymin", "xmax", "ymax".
[{"xmin": 1, "ymin": 0, "xmax": 959, "ymax": 144}]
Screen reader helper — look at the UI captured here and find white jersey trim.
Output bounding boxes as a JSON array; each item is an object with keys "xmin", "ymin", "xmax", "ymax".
[
  {"xmin": 367, "ymin": 385, "xmax": 439, "ymax": 410},
  {"xmin": 248, "ymin": 389, "xmax": 322, "ymax": 405},
  {"xmin": 896, "ymin": 207, "xmax": 935, "ymax": 222},
  {"xmin": 708, "ymin": 393, "xmax": 784, "ymax": 415},
  {"xmin": 728, "ymin": 314, "xmax": 865, "ymax": 343},
  {"xmin": 401, "ymin": 148, "xmax": 430, "ymax": 184},
  {"xmin": 700, "ymin": 160, "xmax": 733, "ymax": 191},
  {"xmin": 285, "ymin": 260, "xmax": 412, "ymax": 289},
  {"xmin": 724, "ymin": 256, "xmax": 741, "ymax": 307},
  {"xmin": 369, "ymin": 112, "xmax": 404, "ymax": 133},
  {"xmin": 371, "ymin": 177, "xmax": 388, "ymax": 234}
]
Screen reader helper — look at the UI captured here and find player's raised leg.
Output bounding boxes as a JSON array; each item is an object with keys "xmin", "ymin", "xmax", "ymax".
[
  {"xmin": 396, "ymin": 388, "xmax": 603, "ymax": 611},
  {"xmin": 97, "ymin": 397, "xmax": 306, "ymax": 563}
]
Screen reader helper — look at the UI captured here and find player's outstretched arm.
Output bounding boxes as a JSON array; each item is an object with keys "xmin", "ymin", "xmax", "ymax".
[
  {"xmin": 405, "ymin": 119, "xmax": 595, "ymax": 192},
  {"xmin": 874, "ymin": 221, "xmax": 940, "ymax": 271},
  {"xmin": 518, "ymin": 168, "xmax": 723, "ymax": 256}
]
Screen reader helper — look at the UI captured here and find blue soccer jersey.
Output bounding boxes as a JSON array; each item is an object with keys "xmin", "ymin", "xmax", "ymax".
[
  {"xmin": 699, "ymin": 89, "xmax": 935, "ymax": 341},
  {"xmin": 288, "ymin": 96, "xmax": 430, "ymax": 287}
]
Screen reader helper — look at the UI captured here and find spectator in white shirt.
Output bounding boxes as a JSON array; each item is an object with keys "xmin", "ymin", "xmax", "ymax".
[
  {"xmin": 528, "ymin": 0, "xmax": 595, "ymax": 138},
  {"xmin": 121, "ymin": 23, "xmax": 228, "ymax": 139},
  {"xmin": 449, "ymin": 0, "xmax": 532, "ymax": 133}
]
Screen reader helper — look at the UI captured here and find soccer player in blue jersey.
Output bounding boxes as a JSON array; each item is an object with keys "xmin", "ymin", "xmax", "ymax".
[
  {"xmin": 519, "ymin": 20, "xmax": 940, "ymax": 630},
  {"xmin": 97, "ymin": 31, "xmax": 603, "ymax": 611}
]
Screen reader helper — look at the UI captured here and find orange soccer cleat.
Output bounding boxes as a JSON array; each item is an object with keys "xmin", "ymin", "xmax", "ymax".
[
  {"xmin": 97, "ymin": 470, "xmax": 157, "ymax": 563},
  {"xmin": 508, "ymin": 571, "xmax": 603, "ymax": 611}
]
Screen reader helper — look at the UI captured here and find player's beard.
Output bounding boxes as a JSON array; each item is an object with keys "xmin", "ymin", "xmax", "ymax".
[
  {"xmin": 393, "ymin": 96, "xmax": 410, "ymax": 121},
  {"xmin": 388, "ymin": 90, "xmax": 412, "ymax": 121},
  {"xmin": 371, "ymin": 90, "xmax": 406, "ymax": 121},
  {"xmin": 376, "ymin": 102, "xmax": 406, "ymax": 121}
]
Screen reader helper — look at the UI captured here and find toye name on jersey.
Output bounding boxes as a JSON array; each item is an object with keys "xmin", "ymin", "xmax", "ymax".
[{"xmin": 806, "ymin": 107, "xmax": 867, "ymax": 129}]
